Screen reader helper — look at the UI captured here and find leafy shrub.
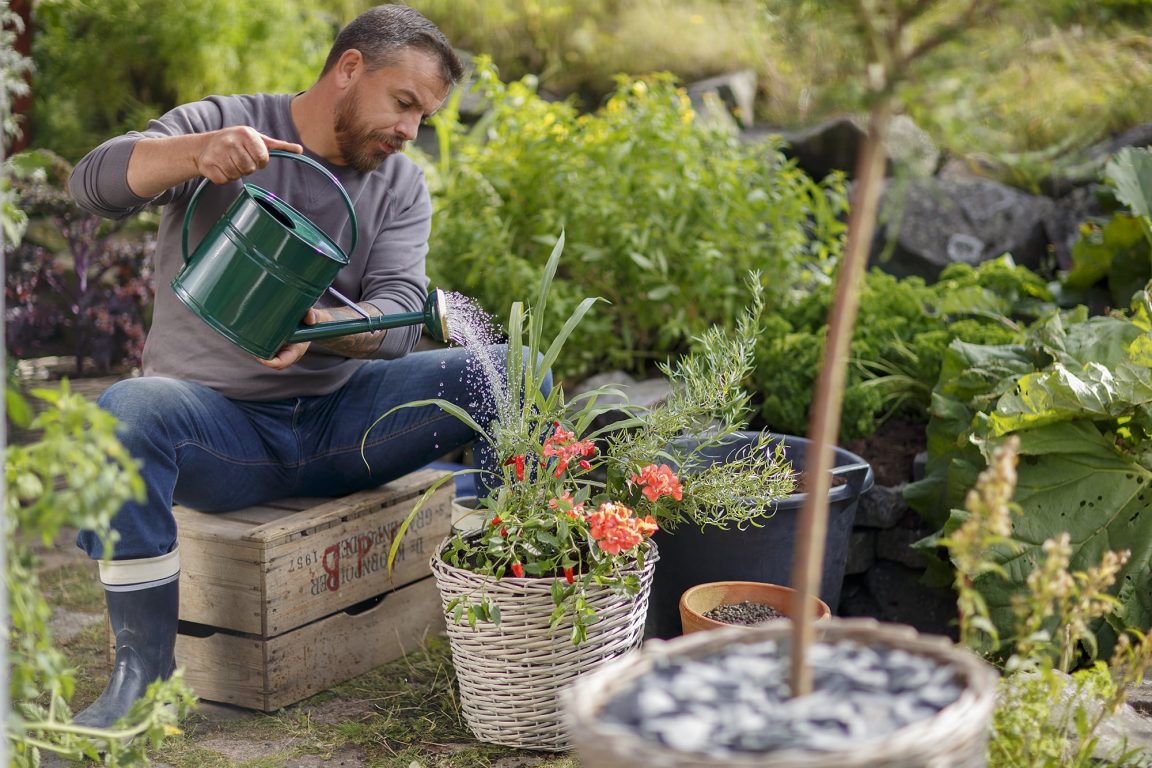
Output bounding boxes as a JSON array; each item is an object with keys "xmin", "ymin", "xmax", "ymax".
[
  {"xmin": 908, "ymin": 289, "xmax": 1152, "ymax": 658},
  {"xmin": 4, "ymin": 150, "xmax": 154, "ymax": 375},
  {"xmin": 31, "ymin": 0, "xmax": 333, "ymax": 160},
  {"xmin": 423, "ymin": 61, "xmax": 847, "ymax": 380},
  {"xmin": 944, "ymin": 437, "xmax": 1152, "ymax": 767},
  {"xmin": 6, "ymin": 386, "xmax": 195, "ymax": 765},
  {"xmin": 1062, "ymin": 147, "xmax": 1152, "ymax": 310},
  {"xmin": 754, "ymin": 259, "xmax": 1053, "ymax": 440}
]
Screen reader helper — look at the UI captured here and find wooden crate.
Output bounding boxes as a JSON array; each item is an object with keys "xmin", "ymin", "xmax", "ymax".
[
  {"xmin": 115, "ymin": 469, "xmax": 454, "ymax": 711},
  {"xmin": 177, "ymin": 575, "xmax": 445, "ymax": 711},
  {"xmin": 176, "ymin": 469, "xmax": 451, "ymax": 637}
]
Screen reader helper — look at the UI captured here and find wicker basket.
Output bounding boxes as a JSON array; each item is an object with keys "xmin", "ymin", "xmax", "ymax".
[
  {"xmin": 432, "ymin": 541, "xmax": 659, "ymax": 751},
  {"xmin": 566, "ymin": 618, "xmax": 999, "ymax": 767}
]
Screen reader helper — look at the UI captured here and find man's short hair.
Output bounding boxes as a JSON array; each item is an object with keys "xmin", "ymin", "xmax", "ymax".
[{"xmin": 323, "ymin": 4, "xmax": 464, "ymax": 87}]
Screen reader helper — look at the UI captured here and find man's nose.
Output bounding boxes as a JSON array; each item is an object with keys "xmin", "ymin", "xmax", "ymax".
[{"xmin": 397, "ymin": 114, "xmax": 421, "ymax": 141}]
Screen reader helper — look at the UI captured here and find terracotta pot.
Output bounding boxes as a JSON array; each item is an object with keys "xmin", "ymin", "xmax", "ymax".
[{"xmin": 679, "ymin": 580, "xmax": 831, "ymax": 635}]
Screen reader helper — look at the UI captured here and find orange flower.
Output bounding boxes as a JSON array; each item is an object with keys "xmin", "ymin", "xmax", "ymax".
[
  {"xmin": 587, "ymin": 501, "xmax": 655, "ymax": 555},
  {"xmin": 631, "ymin": 463, "xmax": 683, "ymax": 503},
  {"xmin": 542, "ymin": 425, "xmax": 597, "ymax": 477},
  {"xmin": 548, "ymin": 491, "xmax": 585, "ymax": 519}
]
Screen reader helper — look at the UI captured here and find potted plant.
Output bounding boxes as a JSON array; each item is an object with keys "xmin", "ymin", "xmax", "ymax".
[
  {"xmin": 678, "ymin": 580, "xmax": 831, "ymax": 635},
  {"xmin": 645, "ymin": 432, "xmax": 873, "ymax": 638},
  {"xmin": 376, "ymin": 234, "xmax": 796, "ymax": 750}
]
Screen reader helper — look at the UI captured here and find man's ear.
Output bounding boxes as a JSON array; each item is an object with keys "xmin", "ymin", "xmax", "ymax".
[{"xmin": 333, "ymin": 49, "xmax": 363, "ymax": 88}]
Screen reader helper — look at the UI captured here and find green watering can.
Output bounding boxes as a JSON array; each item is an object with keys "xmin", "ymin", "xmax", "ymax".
[{"xmin": 172, "ymin": 150, "xmax": 450, "ymax": 360}]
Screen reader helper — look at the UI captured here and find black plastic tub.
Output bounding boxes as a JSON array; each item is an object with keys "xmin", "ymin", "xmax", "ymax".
[{"xmin": 645, "ymin": 432, "xmax": 874, "ymax": 639}]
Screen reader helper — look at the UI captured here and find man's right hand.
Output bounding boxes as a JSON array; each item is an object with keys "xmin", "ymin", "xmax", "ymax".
[
  {"xmin": 194, "ymin": 127, "xmax": 304, "ymax": 185},
  {"xmin": 126, "ymin": 128, "xmax": 304, "ymax": 198}
]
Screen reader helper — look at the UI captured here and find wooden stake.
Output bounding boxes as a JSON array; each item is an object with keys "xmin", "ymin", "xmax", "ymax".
[{"xmin": 789, "ymin": 101, "xmax": 892, "ymax": 697}]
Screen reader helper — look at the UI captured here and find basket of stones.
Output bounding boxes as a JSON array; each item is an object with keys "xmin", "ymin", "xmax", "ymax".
[{"xmin": 566, "ymin": 617, "xmax": 999, "ymax": 768}]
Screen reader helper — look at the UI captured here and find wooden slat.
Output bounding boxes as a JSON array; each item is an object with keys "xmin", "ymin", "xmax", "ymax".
[
  {"xmin": 175, "ymin": 631, "xmax": 268, "ymax": 710},
  {"xmin": 262, "ymin": 576, "xmax": 445, "ymax": 711},
  {"xmin": 175, "ymin": 576, "xmax": 446, "ymax": 712},
  {"xmin": 244, "ymin": 470, "xmax": 447, "ymax": 546},
  {"xmin": 260, "ymin": 481, "xmax": 451, "ymax": 636}
]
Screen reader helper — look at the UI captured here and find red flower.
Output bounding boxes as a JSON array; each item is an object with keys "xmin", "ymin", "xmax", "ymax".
[
  {"xmin": 504, "ymin": 454, "xmax": 526, "ymax": 481},
  {"xmin": 631, "ymin": 463, "xmax": 683, "ymax": 503},
  {"xmin": 542, "ymin": 425, "xmax": 597, "ymax": 478},
  {"xmin": 511, "ymin": 561, "xmax": 524, "ymax": 578}
]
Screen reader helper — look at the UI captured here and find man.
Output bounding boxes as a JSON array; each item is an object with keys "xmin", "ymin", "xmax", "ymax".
[{"xmin": 68, "ymin": 5, "xmax": 506, "ymax": 727}]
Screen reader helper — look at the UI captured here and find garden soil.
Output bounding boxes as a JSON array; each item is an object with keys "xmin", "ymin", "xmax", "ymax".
[
  {"xmin": 34, "ymin": 528, "xmax": 575, "ymax": 768},
  {"xmin": 33, "ymin": 522, "xmax": 1152, "ymax": 766}
]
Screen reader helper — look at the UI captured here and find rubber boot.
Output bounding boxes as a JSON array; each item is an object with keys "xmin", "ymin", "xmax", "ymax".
[{"xmin": 73, "ymin": 553, "xmax": 179, "ymax": 728}]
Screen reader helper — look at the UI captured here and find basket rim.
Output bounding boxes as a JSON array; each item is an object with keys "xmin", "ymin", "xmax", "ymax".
[
  {"xmin": 567, "ymin": 617, "xmax": 1001, "ymax": 766},
  {"xmin": 430, "ymin": 536, "xmax": 660, "ymax": 583}
]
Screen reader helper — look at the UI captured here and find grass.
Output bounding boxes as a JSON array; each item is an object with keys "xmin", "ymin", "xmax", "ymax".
[{"xmin": 44, "ymin": 549, "xmax": 580, "ymax": 767}]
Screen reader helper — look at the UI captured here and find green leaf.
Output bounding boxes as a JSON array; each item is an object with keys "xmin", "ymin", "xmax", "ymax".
[
  {"xmin": 383, "ymin": 472, "xmax": 459, "ymax": 575},
  {"xmin": 1106, "ymin": 147, "xmax": 1152, "ymax": 224},
  {"xmin": 974, "ymin": 421, "xmax": 1152, "ymax": 654}
]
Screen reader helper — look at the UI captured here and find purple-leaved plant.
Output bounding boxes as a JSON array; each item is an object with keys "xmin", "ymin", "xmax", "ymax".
[{"xmin": 5, "ymin": 151, "xmax": 154, "ymax": 376}]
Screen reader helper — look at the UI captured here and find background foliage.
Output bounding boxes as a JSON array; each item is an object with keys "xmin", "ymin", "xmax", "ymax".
[
  {"xmin": 421, "ymin": 62, "xmax": 846, "ymax": 381},
  {"xmin": 30, "ymin": 0, "xmax": 333, "ymax": 160},
  {"xmin": 25, "ymin": 0, "xmax": 1152, "ymax": 165}
]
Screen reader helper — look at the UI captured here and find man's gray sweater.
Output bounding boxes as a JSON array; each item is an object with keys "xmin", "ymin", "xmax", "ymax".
[{"xmin": 69, "ymin": 92, "xmax": 432, "ymax": 400}]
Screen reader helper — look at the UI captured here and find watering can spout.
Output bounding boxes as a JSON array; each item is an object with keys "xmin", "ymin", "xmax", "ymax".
[{"xmin": 286, "ymin": 289, "xmax": 451, "ymax": 346}]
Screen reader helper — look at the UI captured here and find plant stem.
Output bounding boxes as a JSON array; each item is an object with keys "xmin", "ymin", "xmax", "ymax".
[{"xmin": 789, "ymin": 98, "xmax": 893, "ymax": 698}]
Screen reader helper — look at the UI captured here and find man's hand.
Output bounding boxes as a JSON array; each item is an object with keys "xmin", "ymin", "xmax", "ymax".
[
  {"xmin": 126, "ymin": 129, "xmax": 304, "ymax": 199},
  {"xmin": 194, "ymin": 128, "xmax": 304, "ymax": 185},
  {"xmin": 257, "ymin": 308, "xmax": 327, "ymax": 370},
  {"xmin": 257, "ymin": 304, "xmax": 388, "ymax": 369}
]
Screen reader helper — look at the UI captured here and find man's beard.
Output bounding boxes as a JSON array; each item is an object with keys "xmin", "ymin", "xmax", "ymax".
[{"xmin": 333, "ymin": 87, "xmax": 406, "ymax": 172}]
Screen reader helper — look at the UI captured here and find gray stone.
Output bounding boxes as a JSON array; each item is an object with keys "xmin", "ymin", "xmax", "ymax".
[
  {"xmin": 1126, "ymin": 678, "xmax": 1152, "ymax": 715},
  {"xmin": 837, "ymin": 574, "xmax": 883, "ymax": 619},
  {"xmin": 686, "ymin": 69, "xmax": 758, "ymax": 129},
  {"xmin": 569, "ymin": 371, "xmax": 673, "ymax": 432},
  {"xmin": 875, "ymin": 524, "xmax": 933, "ymax": 569},
  {"xmin": 854, "ymin": 485, "xmax": 909, "ymax": 529},
  {"xmin": 604, "ymin": 638, "xmax": 965, "ymax": 757},
  {"xmin": 865, "ymin": 561, "xmax": 957, "ymax": 638},
  {"xmin": 872, "ymin": 177, "xmax": 1056, "ymax": 282},
  {"xmin": 1042, "ymin": 184, "xmax": 1112, "ymax": 271},
  {"xmin": 766, "ymin": 114, "xmax": 939, "ymax": 181},
  {"xmin": 845, "ymin": 529, "xmax": 876, "ymax": 575}
]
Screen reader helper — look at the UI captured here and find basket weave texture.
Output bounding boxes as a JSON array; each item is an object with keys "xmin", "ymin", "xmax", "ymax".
[
  {"xmin": 566, "ymin": 618, "xmax": 1000, "ymax": 767},
  {"xmin": 432, "ymin": 540, "xmax": 659, "ymax": 751}
]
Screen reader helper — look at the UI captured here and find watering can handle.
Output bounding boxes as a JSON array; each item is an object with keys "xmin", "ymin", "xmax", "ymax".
[{"xmin": 180, "ymin": 149, "xmax": 359, "ymax": 263}]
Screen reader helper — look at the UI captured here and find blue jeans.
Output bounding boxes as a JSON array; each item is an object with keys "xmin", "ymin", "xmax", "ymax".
[{"xmin": 81, "ymin": 346, "xmax": 536, "ymax": 560}]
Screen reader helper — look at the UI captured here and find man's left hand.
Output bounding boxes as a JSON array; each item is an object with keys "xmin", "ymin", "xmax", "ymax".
[{"xmin": 257, "ymin": 308, "xmax": 328, "ymax": 370}]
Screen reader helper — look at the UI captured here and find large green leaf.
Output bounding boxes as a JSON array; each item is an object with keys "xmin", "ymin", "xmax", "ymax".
[
  {"xmin": 1106, "ymin": 146, "xmax": 1152, "ymax": 225},
  {"xmin": 910, "ymin": 293, "xmax": 1152, "ymax": 659},
  {"xmin": 1063, "ymin": 214, "xmax": 1150, "ymax": 308},
  {"xmin": 972, "ymin": 421, "xmax": 1152, "ymax": 653}
]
